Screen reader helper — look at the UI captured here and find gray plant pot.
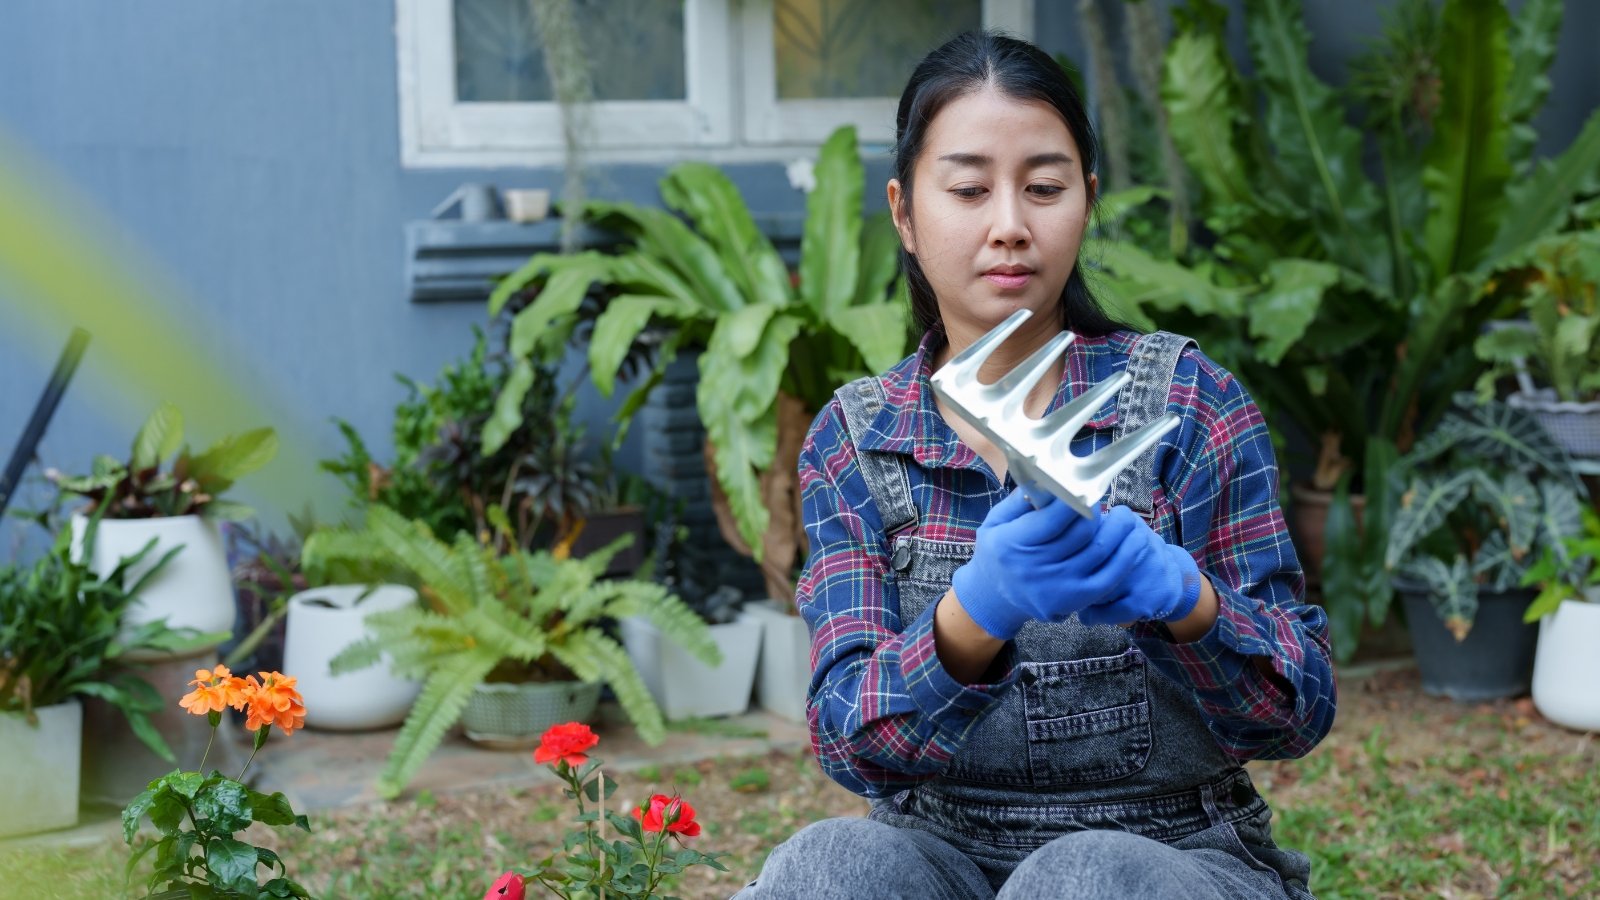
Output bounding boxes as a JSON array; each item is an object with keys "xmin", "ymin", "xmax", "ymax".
[
  {"xmin": 1509, "ymin": 389, "xmax": 1600, "ymax": 459},
  {"xmin": 460, "ymin": 680, "xmax": 601, "ymax": 749},
  {"xmin": 1397, "ymin": 582, "xmax": 1539, "ymax": 701}
]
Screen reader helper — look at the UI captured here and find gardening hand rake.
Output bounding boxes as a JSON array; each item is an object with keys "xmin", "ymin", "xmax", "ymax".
[{"xmin": 930, "ymin": 309, "xmax": 1179, "ymax": 518}]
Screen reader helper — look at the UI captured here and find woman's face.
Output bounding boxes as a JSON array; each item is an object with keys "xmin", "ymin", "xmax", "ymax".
[{"xmin": 889, "ymin": 86, "xmax": 1096, "ymax": 347}]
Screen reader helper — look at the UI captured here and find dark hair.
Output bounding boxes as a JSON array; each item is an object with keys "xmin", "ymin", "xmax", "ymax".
[{"xmin": 893, "ymin": 30, "xmax": 1126, "ymax": 337}]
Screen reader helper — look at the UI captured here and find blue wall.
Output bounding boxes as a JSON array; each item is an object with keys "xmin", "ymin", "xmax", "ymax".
[{"xmin": 1, "ymin": 1, "xmax": 1595, "ymax": 558}]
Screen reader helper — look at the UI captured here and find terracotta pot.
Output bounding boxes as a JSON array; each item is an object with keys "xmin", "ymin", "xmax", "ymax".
[{"xmin": 1287, "ymin": 483, "xmax": 1365, "ymax": 595}]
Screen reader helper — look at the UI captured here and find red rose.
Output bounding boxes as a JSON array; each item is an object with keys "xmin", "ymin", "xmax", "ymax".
[
  {"xmin": 632, "ymin": 793, "xmax": 702, "ymax": 837},
  {"xmin": 484, "ymin": 871, "xmax": 525, "ymax": 900},
  {"xmin": 534, "ymin": 721, "xmax": 598, "ymax": 768}
]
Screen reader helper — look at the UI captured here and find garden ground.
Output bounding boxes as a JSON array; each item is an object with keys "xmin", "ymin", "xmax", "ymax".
[{"xmin": 3, "ymin": 662, "xmax": 1597, "ymax": 898}]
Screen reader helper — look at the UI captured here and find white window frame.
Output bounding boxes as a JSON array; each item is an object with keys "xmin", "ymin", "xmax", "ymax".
[
  {"xmin": 396, "ymin": 0, "xmax": 1033, "ymax": 166},
  {"xmin": 397, "ymin": 0, "xmax": 734, "ymax": 167},
  {"xmin": 738, "ymin": 0, "xmax": 1034, "ymax": 145}
]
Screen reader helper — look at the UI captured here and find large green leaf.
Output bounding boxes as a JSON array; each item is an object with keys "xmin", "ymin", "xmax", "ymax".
[
  {"xmin": 698, "ymin": 313, "xmax": 804, "ymax": 556},
  {"xmin": 506, "ymin": 252, "xmax": 615, "ymax": 361},
  {"xmin": 189, "ymin": 427, "xmax": 279, "ymax": 484},
  {"xmin": 799, "ymin": 126, "xmax": 864, "ymax": 318},
  {"xmin": 1504, "ymin": 0, "xmax": 1563, "ymax": 169},
  {"xmin": 1244, "ymin": 0, "xmax": 1386, "ymax": 278},
  {"xmin": 1423, "ymin": 0, "xmax": 1513, "ymax": 280},
  {"xmin": 587, "ymin": 201, "xmax": 747, "ymax": 313},
  {"xmin": 131, "ymin": 402, "xmax": 183, "ymax": 471},
  {"xmin": 1468, "ymin": 469, "xmax": 1539, "ymax": 559},
  {"xmin": 1402, "ymin": 554, "xmax": 1479, "ymax": 640},
  {"xmin": 661, "ymin": 163, "xmax": 792, "ymax": 311},
  {"xmin": 1090, "ymin": 241, "xmax": 1245, "ymax": 317},
  {"xmin": 853, "ymin": 210, "xmax": 902, "ymax": 309},
  {"xmin": 482, "ymin": 356, "xmax": 534, "ymax": 456},
  {"xmin": 829, "ymin": 304, "xmax": 911, "ymax": 374},
  {"xmin": 1248, "ymin": 260, "xmax": 1341, "ymax": 366},
  {"xmin": 1385, "ymin": 471, "xmax": 1474, "ymax": 571},
  {"xmin": 1162, "ymin": 24, "xmax": 1273, "ymax": 230},
  {"xmin": 1485, "ymin": 107, "xmax": 1600, "ymax": 262},
  {"xmin": 587, "ymin": 295, "xmax": 677, "ymax": 398}
]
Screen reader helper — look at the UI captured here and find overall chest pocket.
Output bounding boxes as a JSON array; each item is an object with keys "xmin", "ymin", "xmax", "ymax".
[
  {"xmin": 891, "ymin": 536, "xmax": 1154, "ymax": 790},
  {"xmin": 1020, "ymin": 649, "xmax": 1153, "ymax": 786}
]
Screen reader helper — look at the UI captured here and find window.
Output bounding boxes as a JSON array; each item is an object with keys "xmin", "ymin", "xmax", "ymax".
[{"xmin": 397, "ymin": 0, "xmax": 1033, "ymax": 167}]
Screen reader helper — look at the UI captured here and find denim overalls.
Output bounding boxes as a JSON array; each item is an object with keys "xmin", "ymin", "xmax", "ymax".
[{"xmin": 824, "ymin": 331, "xmax": 1315, "ymax": 896}]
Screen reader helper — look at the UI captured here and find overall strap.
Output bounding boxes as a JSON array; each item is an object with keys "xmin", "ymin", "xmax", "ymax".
[
  {"xmin": 1107, "ymin": 331, "xmax": 1197, "ymax": 515},
  {"xmin": 834, "ymin": 376, "xmax": 919, "ymax": 537}
]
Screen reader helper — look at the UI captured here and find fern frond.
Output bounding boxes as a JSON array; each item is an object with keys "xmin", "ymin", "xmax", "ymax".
[
  {"xmin": 365, "ymin": 507, "xmax": 474, "ymax": 613},
  {"xmin": 377, "ymin": 652, "xmax": 498, "ymax": 798},
  {"xmin": 460, "ymin": 604, "xmax": 546, "ymax": 662},
  {"xmin": 605, "ymin": 583, "xmax": 719, "ymax": 665},
  {"xmin": 549, "ymin": 631, "xmax": 666, "ymax": 745},
  {"xmin": 327, "ymin": 637, "xmax": 384, "ymax": 675},
  {"xmin": 456, "ymin": 531, "xmax": 499, "ymax": 604}
]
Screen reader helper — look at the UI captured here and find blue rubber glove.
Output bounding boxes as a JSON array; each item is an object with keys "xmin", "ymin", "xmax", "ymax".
[
  {"xmin": 951, "ymin": 491, "xmax": 1149, "ymax": 640},
  {"xmin": 1075, "ymin": 512, "xmax": 1205, "ymax": 627}
]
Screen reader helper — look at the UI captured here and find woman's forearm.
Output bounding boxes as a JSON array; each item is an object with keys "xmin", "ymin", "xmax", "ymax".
[{"xmin": 933, "ymin": 588, "xmax": 1007, "ymax": 683}]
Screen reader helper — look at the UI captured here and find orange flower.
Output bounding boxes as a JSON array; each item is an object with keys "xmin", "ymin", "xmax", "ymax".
[
  {"xmin": 178, "ymin": 665, "xmax": 249, "ymax": 716},
  {"xmin": 241, "ymin": 671, "xmax": 306, "ymax": 736}
]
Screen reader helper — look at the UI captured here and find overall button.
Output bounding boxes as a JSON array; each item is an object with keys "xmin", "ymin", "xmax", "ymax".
[
  {"xmin": 890, "ymin": 541, "xmax": 912, "ymax": 572},
  {"xmin": 1020, "ymin": 668, "xmax": 1038, "ymax": 684},
  {"xmin": 1230, "ymin": 781, "xmax": 1255, "ymax": 807}
]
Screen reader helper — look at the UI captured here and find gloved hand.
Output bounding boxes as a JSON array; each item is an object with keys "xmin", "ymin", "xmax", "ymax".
[
  {"xmin": 1075, "ymin": 511, "xmax": 1205, "ymax": 627},
  {"xmin": 951, "ymin": 491, "xmax": 1148, "ymax": 640}
]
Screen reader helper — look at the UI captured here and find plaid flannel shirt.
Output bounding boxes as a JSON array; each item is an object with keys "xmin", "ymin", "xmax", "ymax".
[{"xmin": 797, "ymin": 329, "xmax": 1337, "ymax": 799}]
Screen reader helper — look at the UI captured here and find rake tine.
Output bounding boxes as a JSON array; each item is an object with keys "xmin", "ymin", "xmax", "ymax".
[
  {"xmin": 1038, "ymin": 371, "xmax": 1129, "ymax": 449},
  {"xmin": 993, "ymin": 331, "xmax": 1075, "ymax": 418},
  {"xmin": 1078, "ymin": 415, "xmax": 1182, "ymax": 493},
  {"xmin": 939, "ymin": 309, "xmax": 1033, "ymax": 388}
]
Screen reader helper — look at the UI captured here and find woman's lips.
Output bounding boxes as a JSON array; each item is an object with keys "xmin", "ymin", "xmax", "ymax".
[{"xmin": 983, "ymin": 272, "xmax": 1031, "ymax": 290}]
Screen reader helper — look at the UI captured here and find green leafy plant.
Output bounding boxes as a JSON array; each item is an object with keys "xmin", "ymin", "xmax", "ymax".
[
  {"xmin": 299, "ymin": 505, "xmax": 719, "ymax": 798},
  {"xmin": 1521, "ymin": 506, "xmax": 1600, "ymax": 621},
  {"xmin": 123, "ymin": 667, "xmax": 314, "ymax": 899},
  {"xmin": 0, "ymin": 509, "xmax": 199, "ymax": 760},
  {"xmin": 1474, "ymin": 230, "xmax": 1600, "ymax": 403},
  {"xmin": 322, "ymin": 329, "xmax": 608, "ymax": 557},
  {"xmin": 1384, "ymin": 394, "xmax": 1586, "ymax": 639},
  {"xmin": 52, "ymin": 403, "xmax": 279, "ymax": 521},
  {"xmin": 487, "ymin": 125, "xmax": 910, "ymax": 607},
  {"xmin": 483, "ymin": 722, "xmax": 727, "ymax": 899},
  {"xmin": 1086, "ymin": 0, "xmax": 1600, "ymax": 659}
]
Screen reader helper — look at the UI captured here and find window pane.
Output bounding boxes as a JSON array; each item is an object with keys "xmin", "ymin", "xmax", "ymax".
[
  {"xmin": 454, "ymin": 0, "xmax": 686, "ymax": 103},
  {"xmin": 775, "ymin": 0, "xmax": 981, "ymax": 100}
]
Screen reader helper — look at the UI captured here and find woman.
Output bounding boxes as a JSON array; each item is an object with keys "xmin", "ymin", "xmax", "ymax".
[{"xmin": 735, "ymin": 29, "xmax": 1333, "ymax": 900}]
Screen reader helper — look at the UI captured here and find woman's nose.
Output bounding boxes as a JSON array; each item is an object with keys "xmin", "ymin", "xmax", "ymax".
[{"xmin": 988, "ymin": 195, "xmax": 1029, "ymax": 247}]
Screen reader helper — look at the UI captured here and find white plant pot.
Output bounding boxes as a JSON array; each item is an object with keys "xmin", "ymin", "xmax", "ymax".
[
  {"xmin": 71, "ymin": 514, "xmax": 234, "ymax": 659},
  {"xmin": 1531, "ymin": 594, "xmax": 1600, "ymax": 732},
  {"xmin": 284, "ymin": 585, "xmax": 424, "ymax": 731},
  {"xmin": 0, "ymin": 700, "xmax": 81, "ymax": 838},
  {"xmin": 620, "ymin": 613, "xmax": 762, "ymax": 721},
  {"xmin": 743, "ymin": 599, "xmax": 812, "ymax": 723}
]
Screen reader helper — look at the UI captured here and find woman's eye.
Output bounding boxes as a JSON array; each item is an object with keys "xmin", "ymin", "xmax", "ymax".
[
  {"xmin": 951, "ymin": 186, "xmax": 987, "ymax": 199},
  {"xmin": 1028, "ymin": 184, "xmax": 1065, "ymax": 197}
]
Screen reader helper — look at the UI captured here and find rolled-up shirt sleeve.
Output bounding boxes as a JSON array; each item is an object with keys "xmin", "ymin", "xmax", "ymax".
[
  {"xmin": 1129, "ymin": 357, "xmax": 1336, "ymax": 761},
  {"xmin": 798, "ymin": 401, "xmax": 1017, "ymax": 799}
]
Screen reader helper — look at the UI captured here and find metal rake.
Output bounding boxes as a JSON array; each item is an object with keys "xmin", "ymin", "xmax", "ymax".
[{"xmin": 930, "ymin": 309, "xmax": 1179, "ymax": 518}]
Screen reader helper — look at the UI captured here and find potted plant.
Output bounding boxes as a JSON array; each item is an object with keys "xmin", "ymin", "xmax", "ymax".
[
  {"xmin": 1474, "ymin": 230, "xmax": 1600, "ymax": 460},
  {"xmin": 52, "ymin": 402, "xmax": 278, "ymax": 657},
  {"xmin": 1384, "ymin": 394, "xmax": 1587, "ymax": 700},
  {"xmin": 1522, "ymin": 506, "xmax": 1600, "ymax": 730},
  {"xmin": 300, "ymin": 504, "xmax": 718, "ymax": 798},
  {"xmin": 488, "ymin": 126, "xmax": 910, "ymax": 720},
  {"xmin": 1086, "ymin": 0, "xmax": 1600, "ymax": 659},
  {"xmin": 0, "ymin": 511, "xmax": 184, "ymax": 837}
]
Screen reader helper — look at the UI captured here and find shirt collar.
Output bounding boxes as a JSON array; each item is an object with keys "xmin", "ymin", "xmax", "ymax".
[{"xmin": 857, "ymin": 327, "xmax": 1139, "ymax": 469}]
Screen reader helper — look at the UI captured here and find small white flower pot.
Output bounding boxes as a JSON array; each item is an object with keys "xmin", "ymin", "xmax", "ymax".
[
  {"xmin": 742, "ymin": 599, "xmax": 811, "ymax": 723},
  {"xmin": 1531, "ymin": 593, "xmax": 1600, "ymax": 732},
  {"xmin": 620, "ymin": 613, "xmax": 762, "ymax": 721},
  {"xmin": 284, "ymin": 585, "xmax": 424, "ymax": 731},
  {"xmin": 71, "ymin": 514, "xmax": 235, "ymax": 660},
  {"xmin": 0, "ymin": 700, "xmax": 81, "ymax": 838}
]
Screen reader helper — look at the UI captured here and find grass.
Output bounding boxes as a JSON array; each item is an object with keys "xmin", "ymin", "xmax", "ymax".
[{"xmin": 2, "ymin": 668, "xmax": 1597, "ymax": 898}]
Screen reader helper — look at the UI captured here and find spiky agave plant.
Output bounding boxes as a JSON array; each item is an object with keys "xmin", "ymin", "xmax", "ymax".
[{"xmin": 301, "ymin": 505, "xmax": 719, "ymax": 798}]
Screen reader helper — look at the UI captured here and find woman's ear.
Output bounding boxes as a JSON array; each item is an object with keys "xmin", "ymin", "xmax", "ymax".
[
  {"xmin": 1085, "ymin": 172, "xmax": 1099, "ymax": 220},
  {"xmin": 887, "ymin": 179, "xmax": 916, "ymax": 255}
]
